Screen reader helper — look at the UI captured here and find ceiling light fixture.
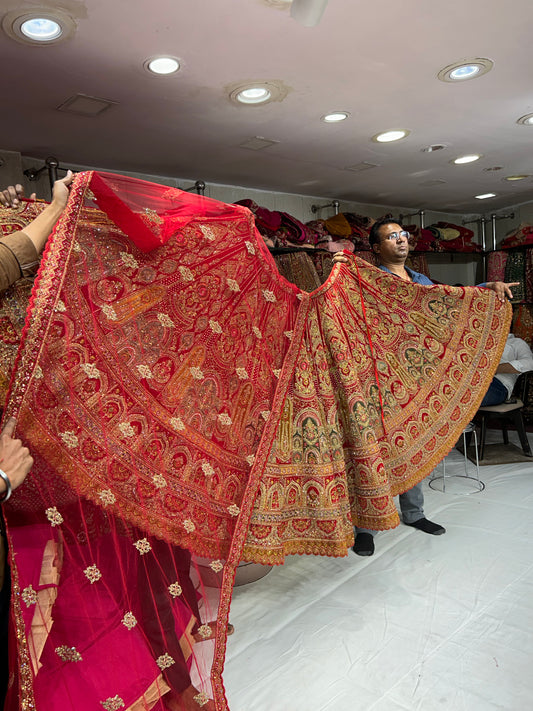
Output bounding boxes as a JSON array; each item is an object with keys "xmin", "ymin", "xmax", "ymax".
[
  {"xmin": 322, "ymin": 111, "xmax": 349, "ymax": 123},
  {"xmin": 516, "ymin": 113, "xmax": 533, "ymax": 126},
  {"xmin": 372, "ymin": 129, "xmax": 410, "ymax": 143},
  {"xmin": 228, "ymin": 81, "xmax": 288, "ymax": 107},
  {"xmin": 421, "ymin": 144, "xmax": 448, "ymax": 153},
  {"xmin": 290, "ymin": 0, "xmax": 329, "ymax": 27},
  {"xmin": 452, "ymin": 154, "xmax": 482, "ymax": 165},
  {"xmin": 144, "ymin": 57, "xmax": 180, "ymax": 75},
  {"xmin": 437, "ymin": 58, "xmax": 493, "ymax": 83},
  {"xmin": 475, "ymin": 192, "xmax": 496, "ymax": 200},
  {"xmin": 2, "ymin": 8, "xmax": 76, "ymax": 45},
  {"xmin": 503, "ymin": 175, "xmax": 530, "ymax": 182}
]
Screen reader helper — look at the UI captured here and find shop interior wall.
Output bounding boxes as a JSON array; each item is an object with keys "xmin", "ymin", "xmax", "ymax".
[{"xmin": 2, "ymin": 149, "xmax": 529, "ymax": 286}]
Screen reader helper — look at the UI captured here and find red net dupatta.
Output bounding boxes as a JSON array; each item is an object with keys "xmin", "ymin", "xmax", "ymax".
[{"xmin": 2, "ymin": 171, "xmax": 511, "ymax": 710}]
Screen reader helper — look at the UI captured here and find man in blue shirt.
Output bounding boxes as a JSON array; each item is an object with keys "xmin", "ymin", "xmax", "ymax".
[{"xmin": 335, "ymin": 217, "xmax": 519, "ymax": 556}]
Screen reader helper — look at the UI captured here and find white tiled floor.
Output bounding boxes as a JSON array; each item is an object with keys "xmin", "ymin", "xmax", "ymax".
[{"xmin": 224, "ymin": 430, "xmax": 533, "ymax": 711}]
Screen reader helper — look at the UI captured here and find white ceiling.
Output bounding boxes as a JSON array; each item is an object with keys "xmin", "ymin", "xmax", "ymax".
[{"xmin": 3, "ymin": 0, "xmax": 533, "ymax": 214}]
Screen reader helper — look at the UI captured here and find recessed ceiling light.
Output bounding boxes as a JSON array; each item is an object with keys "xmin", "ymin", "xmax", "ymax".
[
  {"xmin": 475, "ymin": 192, "xmax": 496, "ymax": 200},
  {"xmin": 503, "ymin": 174, "xmax": 530, "ymax": 181},
  {"xmin": 228, "ymin": 81, "xmax": 288, "ymax": 107},
  {"xmin": 438, "ymin": 58, "xmax": 493, "ymax": 83},
  {"xmin": 322, "ymin": 111, "xmax": 349, "ymax": 123},
  {"xmin": 144, "ymin": 57, "xmax": 180, "ymax": 75},
  {"xmin": 2, "ymin": 8, "xmax": 76, "ymax": 45},
  {"xmin": 516, "ymin": 113, "xmax": 533, "ymax": 126},
  {"xmin": 452, "ymin": 154, "xmax": 482, "ymax": 165},
  {"xmin": 372, "ymin": 129, "xmax": 410, "ymax": 143}
]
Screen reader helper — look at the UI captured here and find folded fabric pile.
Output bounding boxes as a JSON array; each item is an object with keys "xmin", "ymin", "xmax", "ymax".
[{"xmin": 500, "ymin": 223, "xmax": 533, "ymax": 249}]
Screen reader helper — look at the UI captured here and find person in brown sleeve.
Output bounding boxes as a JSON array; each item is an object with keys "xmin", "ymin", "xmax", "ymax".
[{"xmin": 0, "ymin": 170, "xmax": 73, "ymax": 292}]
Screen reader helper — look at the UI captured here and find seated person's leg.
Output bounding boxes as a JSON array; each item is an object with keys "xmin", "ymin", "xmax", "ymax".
[{"xmin": 480, "ymin": 378, "xmax": 508, "ymax": 407}]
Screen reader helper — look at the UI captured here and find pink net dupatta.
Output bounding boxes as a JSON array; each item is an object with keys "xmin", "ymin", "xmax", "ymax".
[{"xmin": 2, "ymin": 171, "xmax": 511, "ymax": 710}]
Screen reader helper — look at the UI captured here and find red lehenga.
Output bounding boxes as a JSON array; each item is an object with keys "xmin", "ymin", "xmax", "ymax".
[{"xmin": 1, "ymin": 172, "xmax": 510, "ymax": 711}]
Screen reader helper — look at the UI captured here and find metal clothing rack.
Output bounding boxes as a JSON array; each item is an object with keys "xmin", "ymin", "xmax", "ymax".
[
  {"xmin": 23, "ymin": 156, "xmax": 63, "ymax": 193},
  {"xmin": 398, "ymin": 209, "xmax": 425, "ymax": 228},
  {"xmin": 311, "ymin": 199, "xmax": 339, "ymax": 216},
  {"xmin": 182, "ymin": 180, "xmax": 206, "ymax": 196}
]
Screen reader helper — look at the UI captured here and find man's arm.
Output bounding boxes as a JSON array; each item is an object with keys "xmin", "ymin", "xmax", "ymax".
[
  {"xmin": 0, "ymin": 184, "xmax": 36, "ymax": 208},
  {"xmin": 499, "ymin": 338, "xmax": 533, "ymax": 374},
  {"xmin": 0, "ymin": 417, "xmax": 33, "ymax": 500}
]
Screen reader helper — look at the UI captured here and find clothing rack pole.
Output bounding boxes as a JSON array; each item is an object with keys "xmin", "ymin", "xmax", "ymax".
[
  {"xmin": 311, "ymin": 200, "xmax": 339, "ymax": 215},
  {"xmin": 463, "ymin": 217, "xmax": 487, "ymax": 280},
  {"xmin": 490, "ymin": 212, "xmax": 514, "ymax": 251},
  {"xmin": 398, "ymin": 209, "xmax": 425, "ymax": 229}
]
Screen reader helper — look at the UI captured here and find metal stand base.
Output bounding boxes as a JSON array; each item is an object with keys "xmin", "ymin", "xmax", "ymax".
[{"xmin": 429, "ymin": 423, "xmax": 485, "ymax": 494}]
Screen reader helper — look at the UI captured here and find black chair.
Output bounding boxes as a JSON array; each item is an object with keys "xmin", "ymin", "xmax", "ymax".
[{"xmin": 476, "ymin": 372, "xmax": 533, "ymax": 460}]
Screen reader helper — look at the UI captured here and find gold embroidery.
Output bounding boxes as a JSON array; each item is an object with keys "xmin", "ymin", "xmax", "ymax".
[
  {"xmin": 157, "ymin": 312, "xmax": 174, "ymax": 328},
  {"xmin": 21, "ymin": 585, "xmax": 37, "ymax": 607},
  {"xmin": 118, "ymin": 422, "xmax": 135, "ymax": 437},
  {"xmin": 156, "ymin": 653, "xmax": 175, "ymax": 670},
  {"xmin": 228, "ymin": 504, "xmax": 240, "ymax": 517},
  {"xmin": 196, "ymin": 624, "xmax": 213, "ymax": 640},
  {"xmin": 201, "ymin": 462, "xmax": 214, "ymax": 477},
  {"xmin": 170, "ymin": 417, "xmax": 185, "ymax": 431},
  {"xmin": 55, "ymin": 299, "xmax": 66, "ymax": 313},
  {"xmin": 245, "ymin": 241, "xmax": 255, "ymax": 254},
  {"xmin": 226, "ymin": 278, "xmax": 240, "ymax": 292},
  {"xmin": 81, "ymin": 362, "xmax": 101, "ymax": 378},
  {"xmin": 183, "ymin": 519, "xmax": 195, "ymax": 533},
  {"xmin": 60, "ymin": 432, "xmax": 79, "ymax": 449},
  {"xmin": 168, "ymin": 582, "xmax": 182, "ymax": 597},
  {"xmin": 262, "ymin": 289, "xmax": 276, "ymax": 302},
  {"xmin": 209, "ymin": 319, "xmax": 222, "ymax": 333},
  {"xmin": 101, "ymin": 695, "xmax": 125, "ymax": 711},
  {"xmin": 55, "ymin": 645, "xmax": 82, "ymax": 662},
  {"xmin": 45, "ymin": 507, "xmax": 64, "ymax": 527},
  {"xmin": 252, "ymin": 326, "xmax": 262, "ymax": 339},
  {"xmin": 120, "ymin": 251, "xmax": 139, "ymax": 269},
  {"xmin": 136, "ymin": 364, "xmax": 153, "ymax": 379},
  {"xmin": 133, "ymin": 538, "xmax": 152, "ymax": 555},
  {"xmin": 122, "ymin": 612, "xmax": 137, "ymax": 630},
  {"xmin": 84, "ymin": 565, "xmax": 102, "ymax": 584},
  {"xmin": 101, "ymin": 304, "xmax": 118, "ymax": 321},
  {"xmin": 209, "ymin": 560, "xmax": 223, "ymax": 573},
  {"xmin": 98, "ymin": 490, "xmax": 116, "ymax": 505},
  {"xmin": 236, "ymin": 368, "xmax": 249, "ymax": 380},
  {"xmin": 153, "ymin": 474, "xmax": 167, "ymax": 488},
  {"xmin": 193, "ymin": 691, "xmax": 210, "ymax": 707},
  {"xmin": 189, "ymin": 366, "xmax": 204, "ymax": 380},
  {"xmin": 179, "ymin": 266, "xmax": 194, "ymax": 282},
  {"xmin": 218, "ymin": 413, "xmax": 232, "ymax": 425}
]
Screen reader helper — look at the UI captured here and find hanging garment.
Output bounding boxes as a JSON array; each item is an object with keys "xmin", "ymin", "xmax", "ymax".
[{"xmin": 2, "ymin": 172, "xmax": 510, "ymax": 710}]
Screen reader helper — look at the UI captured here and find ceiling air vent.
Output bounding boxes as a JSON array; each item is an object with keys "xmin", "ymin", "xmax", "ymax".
[{"xmin": 57, "ymin": 94, "xmax": 117, "ymax": 117}]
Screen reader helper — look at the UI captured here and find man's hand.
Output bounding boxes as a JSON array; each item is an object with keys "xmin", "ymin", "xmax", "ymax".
[
  {"xmin": 51, "ymin": 170, "xmax": 74, "ymax": 210},
  {"xmin": 0, "ymin": 184, "xmax": 37, "ymax": 208},
  {"xmin": 0, "ymin": 417, "xmax": 33, "ymax": 496},
  {"xmin": 332, "ymin": 251, "xmax": 350, "ymax": 264},
  {"xmin": 484, "ymin": 281, "xmax": 520, "ymax": 302}
]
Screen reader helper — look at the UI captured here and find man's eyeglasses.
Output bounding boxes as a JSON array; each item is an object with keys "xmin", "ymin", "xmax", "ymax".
[{"xmin": 383, "ymin": 230, "xmax": 410, "ymax": 241}]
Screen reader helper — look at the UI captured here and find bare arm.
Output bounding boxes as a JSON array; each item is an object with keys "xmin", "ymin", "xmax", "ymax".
[
  {"xmin": 22, "ymin": 171, "xmax": 73, "ymax": 253},
  {"xmin": 0, "ymin": 417, "xmax": 33, "ymax": 499}
]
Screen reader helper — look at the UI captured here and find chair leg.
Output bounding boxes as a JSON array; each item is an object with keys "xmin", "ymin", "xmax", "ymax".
[
  {"xmin": 479, "ymin": 416, "xmax": 487, "ymax": 461},
  {"xmin": 502, "ymin": 425, "xmax": 509, "ymax": 445},
  {"xmin": 511, "ymin": 412, "xmax": 532, "ymax": 456}
]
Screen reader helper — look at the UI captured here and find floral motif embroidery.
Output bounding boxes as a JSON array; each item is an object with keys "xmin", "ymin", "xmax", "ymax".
[
  {"xmin": 296, "ymin": 292, "xmax": 304, "ymax": 300},
  {"xmin": 118, "ymin": 422, "xmax": 135, "ymax": 437},
  {"xmin": 209, "ymin": 560, "xmax": 224, "ymax": 573},
  {"xmin": 55, "ymin": 645, "xmax": 82, "ymax": 662},
  {"xmin": 273, "ymin": 369, "xmax": 281, "ymax": 378},
  {"xmin": 199, "ymin": 224, "xmax": 216, "ymax": 241},
  {"xmin": 84, "ymin": 565, "xmax": 102, "ymax": 584},
  {"xmin": 196, "ymin": 624, "xmax": 213, "ymax": 640},
  {"xmin": 153, "ymin": 474, "xmax": 167, "ymax": 488},
  {"xmin": 179, "ymin": 266, "xmax": 194, "ymax": 282},
  {"xmin": 156, "ymin": 653, "xmax": 175, "ymax": 670},
  {"xmin": 157, "ymin": 312, "xmax": 174, "ymax": 328},
  {"xmin": 55, "ymin": 299, "xmax": 66, "ymax": 313},
  {"xmin": 209, "ymin": 319, "xmax": 222, "ymax": 334},
  {"xmin": 98, "ymin": 489, "xmax": 116, "ymax": 506},
  {"xmin": 245, "ymin": 454, "xmax": 255, "ymax": 466},
  {"xmin": 252, "ymin": 326, "xmax": 262, "ymax": 339},
  {"xmin": 72, "ymin": 241, "xmax": 83, "ymax": 252},
  {"xmin": 81, "ymin": 363, "xmax": 101, "ymax": 379},
  {"xmin": 136, "ymin": 364, "xmax": 153, "ymax": 379},
  {"xmin": 226, "ymin": 278, "xmax": 240, "ymax": 292},
  {"xmin": 100, "ymin": 696, "xmax": 125, "ymax": 711},
  {"xmin": 189, "ymin": 367, "xmax": 204, "ymax": 380},
  {"xmin": 134, "ymin": 538, "xmax": 152, "ymax": 555},
  {"xmin": 245, "ymin": 241, "xmax": 255, "ymax": 254},
  {"xmin": 120, "ymin": 252, "xmax": 139, "ymax": 269},
  {"xmin": 46, "ymin": 507, "xmax": 64, "ymax": 527},
  {"xmin": 183, "ymin": 519, "xmax": 195, "ymax": 533},
  {"xmin": 193, "ymin": 692, "xmax": 210, "ymax": 707},
  {"xmin": 33, "ymin": 365, "xmax": 44, "ymax": 379},
  {"xmin": 228, "ymin": 504, "xmax": 240, "ymax": 517},
  {"xmin": 122, "ymin": 612, "xmax": 137, "ymax": 630},
  {"xmin": 201, "ymin": 461, "xmax": 214, "ymax": 477},
  {"xmin": 168, "ymin": 582, "xmax": 182, "ymax": 597},
  {"xmin": 260, "ymin": 411, "xmax": 271, "ymax": 421},
  {"xmin": 284, "ymin": 331, "xmax": 293, "ymax": 340},
  {"xmin": 236, "ymin": 368, "xmax": 249, "ymax": 380},
  {"xmin": 262, "ymin": 290, "xmax": 276, "ymax": 302},
  {"xmin": 21, "ymin": 585, "xmax": 37, "ymax": 607},
  {"xmin": 101, "ymin": 304, "xmax": 117, "ymax": 321},
  {"xmin": 218, "ymin": 413, "xmax": 232, "ymax": 426},
  {"xmin": 60, "ymin": 431, "xmax": 79, "ymax": 449},
  {"xmin": 143, "ymin": 208, "xmax": 163, "ymax": 225},
  {"xmin": 170, "ymin": 417, "xmax": 185, "ymax": 431}
]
